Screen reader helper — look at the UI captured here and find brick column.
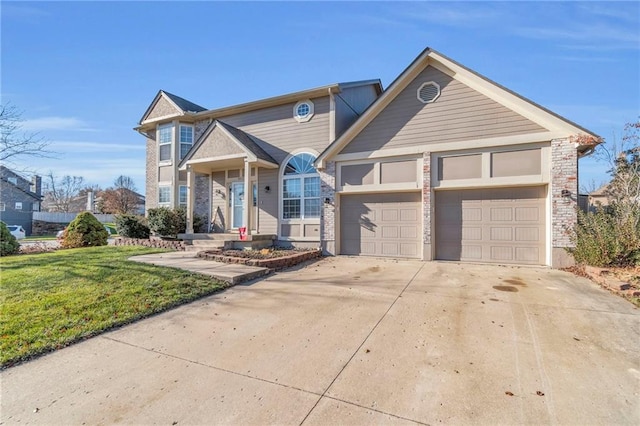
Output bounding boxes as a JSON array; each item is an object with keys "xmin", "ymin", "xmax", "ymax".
[
  {"xmin": 551, "ymin": 138, "xmax": 578, "ymax": 267},
  {"xmin": 319, "ymin": 161, "xmax": 336, "ymax": 255},
  {"xmin": 422, "ymin": 152, "xmax": 433, "ymax": 260}
]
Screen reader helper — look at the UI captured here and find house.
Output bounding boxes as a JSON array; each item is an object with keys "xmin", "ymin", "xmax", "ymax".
[
  {"xmin": 0, "ymin": 165, "xmax": 42, "ymax": 235},
  {"xmin": 136, "ymin": 48, "xmax": 599, "ymax": 268}
]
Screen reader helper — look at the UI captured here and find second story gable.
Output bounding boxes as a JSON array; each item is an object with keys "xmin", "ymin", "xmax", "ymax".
[{"xmin": 0, "ymin": 166, "xmax": 42, "ymax": 212}]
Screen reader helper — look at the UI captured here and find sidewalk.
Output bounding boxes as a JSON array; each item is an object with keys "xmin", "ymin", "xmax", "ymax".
[{"xmin": 130, "ymin": 251, "xmax": 269, "ymax": 284}]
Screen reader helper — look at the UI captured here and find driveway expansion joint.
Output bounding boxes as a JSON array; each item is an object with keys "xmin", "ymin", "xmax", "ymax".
[
  {"xmin": 299, "ymin": 262, "xmax": 427, "ymax": 425},
  {"xmin": 100, "ymin": 336, "xmax": 321, "ymax": 397}
]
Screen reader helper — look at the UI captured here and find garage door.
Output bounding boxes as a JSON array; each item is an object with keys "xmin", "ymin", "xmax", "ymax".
[
  {"xmin": 340, "ymin": 192, "xmax": 421, "ymax": 258},
  {"xmin": 435, "ymin": 186, "xmax": 546, "ymax": 265}
]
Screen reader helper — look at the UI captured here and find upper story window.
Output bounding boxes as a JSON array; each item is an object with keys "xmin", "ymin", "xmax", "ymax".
[
  {"xmin": 179, "ymin": 125, "xmax": 194, "ymax": 160},
  {"xmin": 15, "ymin": 202, "xmax": 22, "ymax": 210},
  {"xmin": 158, "ymin": 124, "xmax": 173, "ymax": 162},
  {"xmin": 0, "ymin": 202, "xmax": 5, "ymax": 211},
  {"xmin": 7, "ymin": 177, "xmax": 17, "ymax": 185},
  {"xmin": 282, "ymin": 153, "xmax": 320, "ymax": 219},
  {"xmin": 293, "ymin": 100, "xmax": 314, "ymax": 123}
]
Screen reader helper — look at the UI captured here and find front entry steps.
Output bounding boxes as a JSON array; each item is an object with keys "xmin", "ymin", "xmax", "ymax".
[{"xmin": 179, "ymin": 233, "xmax": 276, "ymax": 252}]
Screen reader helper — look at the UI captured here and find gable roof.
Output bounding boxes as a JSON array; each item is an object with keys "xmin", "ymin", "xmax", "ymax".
[
  {"xmin": 162, "ymin": 91, "xmax": 207, "ymax": 114},
  {"xmin": 136, "ymin": 80, "xmax": 382, "ymax": 132},
  {"xmin": 178, "ymin": 120, "xmax": 278, "ymax": 169},
  {"xmin": 139, "ymin": 90, "xmax": 207, "ymax": 124},
  {"xmin": 316, "ymin": 48, "xmax": 600, "ymax": 168},
  {"xmin": 0, "ymin": 166, "xmax": 41, "ymax": 201}
]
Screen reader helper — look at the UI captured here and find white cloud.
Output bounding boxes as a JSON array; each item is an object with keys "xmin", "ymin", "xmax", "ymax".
[
  {"xmin": 50, "ymin": 141, "xmax": 145, "ymax": 151},
  {"xmin": 21, "ymin": 117, "xmax": 98, "ymax": 132}
]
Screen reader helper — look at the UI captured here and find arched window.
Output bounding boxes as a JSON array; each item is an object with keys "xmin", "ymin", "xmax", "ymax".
[{"xmin": 282, "ymin": 153, "xmax": 320, "ymax": 219}]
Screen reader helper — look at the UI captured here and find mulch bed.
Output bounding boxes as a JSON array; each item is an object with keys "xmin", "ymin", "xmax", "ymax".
[{"xmin": 197, "ymin": 248, "xmax": 322, "ymax": 270}]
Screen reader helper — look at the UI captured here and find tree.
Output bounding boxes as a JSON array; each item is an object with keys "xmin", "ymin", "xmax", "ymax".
[
  {"xmin": 43, "ymin": 172, "xmax": 85, "ymax": 212},
  {"xmin": 598, "ymin": 120, "xmax": 640, "ymax": 226},
  {"xmin": 0, "ymin": 103, "xmax": 51, "ymax": 165},
  {"xmin": 99, "ymin": 175, "xmax": 139, "ymax": 214}
]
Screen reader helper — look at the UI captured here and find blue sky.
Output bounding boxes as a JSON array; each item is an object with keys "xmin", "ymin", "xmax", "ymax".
[{"xmin": 3, "ymin": 1, "xmax": 639, "ymax": 193}]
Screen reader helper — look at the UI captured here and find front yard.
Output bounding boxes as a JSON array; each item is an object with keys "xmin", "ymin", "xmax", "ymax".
[{"xmin": 0, "ymin": 246, "xmax": 228, "ymax": 368}]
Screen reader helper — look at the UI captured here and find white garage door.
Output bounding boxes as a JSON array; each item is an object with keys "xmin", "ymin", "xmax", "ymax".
[
  {"xmin": 340, "ymin": 192, "xmax": 421, "ymax": 258},
  {"xmin": 435, "ymin": 186, "xmax": 546, "ymax": 265}
]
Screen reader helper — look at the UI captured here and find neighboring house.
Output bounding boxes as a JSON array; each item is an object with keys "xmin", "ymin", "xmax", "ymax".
[
  {"xmin": 136, "ymin": 47, "xmax": 599, "ymax": 268},
  {"xmin": 587, "ymin": 183, "xmax": 610, "ymax": 208},
  {"xmin": 0, "ymin": 166, "xmax": 43, "ymax": 235}
]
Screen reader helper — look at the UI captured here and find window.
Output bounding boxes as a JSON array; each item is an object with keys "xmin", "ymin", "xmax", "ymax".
[
  {"xmin": 8, "ymin": 177, "xmax": 17, "ymax": 185},
  {"xmin": 15, "ymin": 202, "xmax": 22, "ymax": 210},
  {"xmin": 179, "ymin": 185, "xmax": 187, "ymax": 205},
  {"xmin": 282, "ymin": 153, "xmax": 320, "ymax": 219},
  {"xmin": 179, "ymin": 125, "xmax": 193, "ymax": 160},
  {"xmin": 0, "ymin": 202, "xmax": 5, "ymax": 211},
  {"xmin": 158, "ymin": 186, "xmax": 171, "ymax": 204},
  {"xmin": 293, "ymin": 100, "xmax": 314, "ymax": 123},
  {"xmin": 158, "ymin": 124, "xmax": 173, "ymax": 162}
]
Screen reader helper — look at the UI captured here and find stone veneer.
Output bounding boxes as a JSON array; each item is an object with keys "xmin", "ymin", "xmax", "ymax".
[
  {"xmin": 114, "ymin": 237, "xmax": 186, "ymax": 251},
  {"xmin": 551, "ymin": 138, "xmax": 578, "ymax": 267},
  {"xmin": 319, "ymin": 161, "xmax": 336, "ymax": 255},
  {"xmin": 422, "ymin": 152, "xmax": 432, "ymax": 260},
  {"xmin": 194, "ymin": 173, "xmax": 210, "ymax": 227}
]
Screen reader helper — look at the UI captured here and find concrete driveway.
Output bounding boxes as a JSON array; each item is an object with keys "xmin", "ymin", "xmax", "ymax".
[{"xmin": 2, "ymin": 257, "xmax": 639, "ymax": 425}]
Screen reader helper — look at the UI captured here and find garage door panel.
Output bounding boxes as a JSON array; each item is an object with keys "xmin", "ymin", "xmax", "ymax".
[
  {"xmin": 340, "ymin": 192, "xmax": 421, "ymax": 259},
  {"xmin": 435, "ymin": 187, "xmax": 546, "ymax": 265}
]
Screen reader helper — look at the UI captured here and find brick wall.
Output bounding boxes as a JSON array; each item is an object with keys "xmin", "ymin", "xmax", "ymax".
[
  {"xmin": 551, "ymin": 138, "xmax": 578, "ymax": 248},
  {"xmin": 319, "ymin": 161, "xmax": 336, "ymax": 255},
  {"xmin": 145, "ymin": 131, "xmax": 158, "ymax": 213}
]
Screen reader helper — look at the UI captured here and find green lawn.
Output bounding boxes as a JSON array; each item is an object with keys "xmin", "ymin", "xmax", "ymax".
[{"xmin": 0, "ymin": 246, "xmax": 228, "ymax": 368}]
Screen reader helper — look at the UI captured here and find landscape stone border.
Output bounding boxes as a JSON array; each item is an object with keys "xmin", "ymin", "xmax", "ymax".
[
  {"xmin": 582, "ymin": 265, "xmax": 640, "ymax": 299},
  {"xmin": 198, "ymin": 249, "xmax": 322, "ymax": 270},
  {"xmin": 114, "ymin": 237, "xmax": 186, "ymax": 251}
]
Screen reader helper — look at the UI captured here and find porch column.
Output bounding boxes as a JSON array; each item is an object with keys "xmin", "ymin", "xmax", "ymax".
[
  {"xmin": 243, "ymin": 159, "xmax": 252, "ymax": 235},
  {"xmin": 186, "ymin": 164, "xmax": 195, "ymax": 234}
]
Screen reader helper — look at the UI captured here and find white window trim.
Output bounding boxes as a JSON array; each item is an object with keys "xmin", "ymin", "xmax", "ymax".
[
  {"xmin": 178, "ymin": 185, "xmax": 187, "ymax": 206},
  {"xmin": 279, "ymin": 150, "xmax": 321, "ymax": 241},
  {"xmin": 158, "ymin": 183, "xmax": 172, "ymax": 205},
  {"xmin": 15, "ymin": 202, "xmax": 23, "ymax": 210},
  {"xmin": 293, "ymin": 99, "xmax": 315, "ymax": 123},
  {"xmin": 179, "ymin": 124, "xmax": 194, "ymax": 160},
  {"xmin": 158, "ymin": 123, "xmax": 173, "ymax": 165}
]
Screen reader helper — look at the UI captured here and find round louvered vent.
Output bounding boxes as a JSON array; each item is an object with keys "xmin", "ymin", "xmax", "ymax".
[{"xmin": 417, "ymin": 81, "xmax": 441, "ymax": 104}]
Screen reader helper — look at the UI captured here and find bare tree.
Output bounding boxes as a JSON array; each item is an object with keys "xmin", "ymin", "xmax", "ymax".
[
  {"xmin": 43, "ymin": 172, "xmax": 85, "ymax": 212},
  {"xmin": 100, "ymin": 175, "xmax": 140, "ymax": 214},
  {"xmin": 0, "ymin": 103, "xmax": 51, "ymax": 164}
]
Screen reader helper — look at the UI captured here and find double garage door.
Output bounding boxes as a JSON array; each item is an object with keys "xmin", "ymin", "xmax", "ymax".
[{"xmin": 340, "ymin": 186, "xmax": 546, "ymax": 265}]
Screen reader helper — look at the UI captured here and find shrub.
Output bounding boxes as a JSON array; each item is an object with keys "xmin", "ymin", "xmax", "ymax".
[
  {"xmin": 147, "ymin": 207, "xmax": 180, "ymax": 237},
  {"xmin": 148, "ymin": 207, "xmax": 205, "ymax": 237},
  {"xmin": 175, "ymin": 206, "xmax": 205, "ymax": 234},
  {"xmin": 61, "ymin": 212, "xmax": 109, "ymax": 248},
  {"xmin": 570, "ymin": 206, "xmax": 640, "ymax": 267},
  {"xmin": 115, "ymin": 215, "xmax": 150, "ymax": 239},
  {"xmin": 0, "ymin": 222, "xmax": 20, "ymax": 256}
]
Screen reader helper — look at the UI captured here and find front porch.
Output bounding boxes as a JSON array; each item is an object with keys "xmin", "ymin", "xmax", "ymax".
[{"xmin": 179, "ymin": 232, "xmax": 277, "ymax": 252}]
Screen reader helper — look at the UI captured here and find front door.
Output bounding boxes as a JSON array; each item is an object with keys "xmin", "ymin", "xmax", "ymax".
[{"xmin": 230, "ymin": 182, "xmax": 244, "ymax": 229}]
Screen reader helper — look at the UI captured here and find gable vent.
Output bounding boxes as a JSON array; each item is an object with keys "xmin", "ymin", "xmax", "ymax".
[{"xmin": 417, "ymin": 81, "xmax": 441, "ymax": 104}]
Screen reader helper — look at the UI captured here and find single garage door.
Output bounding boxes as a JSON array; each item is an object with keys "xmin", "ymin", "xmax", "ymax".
[
  {"xmin": 435, "ymin": 186, "xmax": 546, "ymax": 265},
  {"xmin": 340, "ymin": 192, "xmax": 421, "ymax": 258}
]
